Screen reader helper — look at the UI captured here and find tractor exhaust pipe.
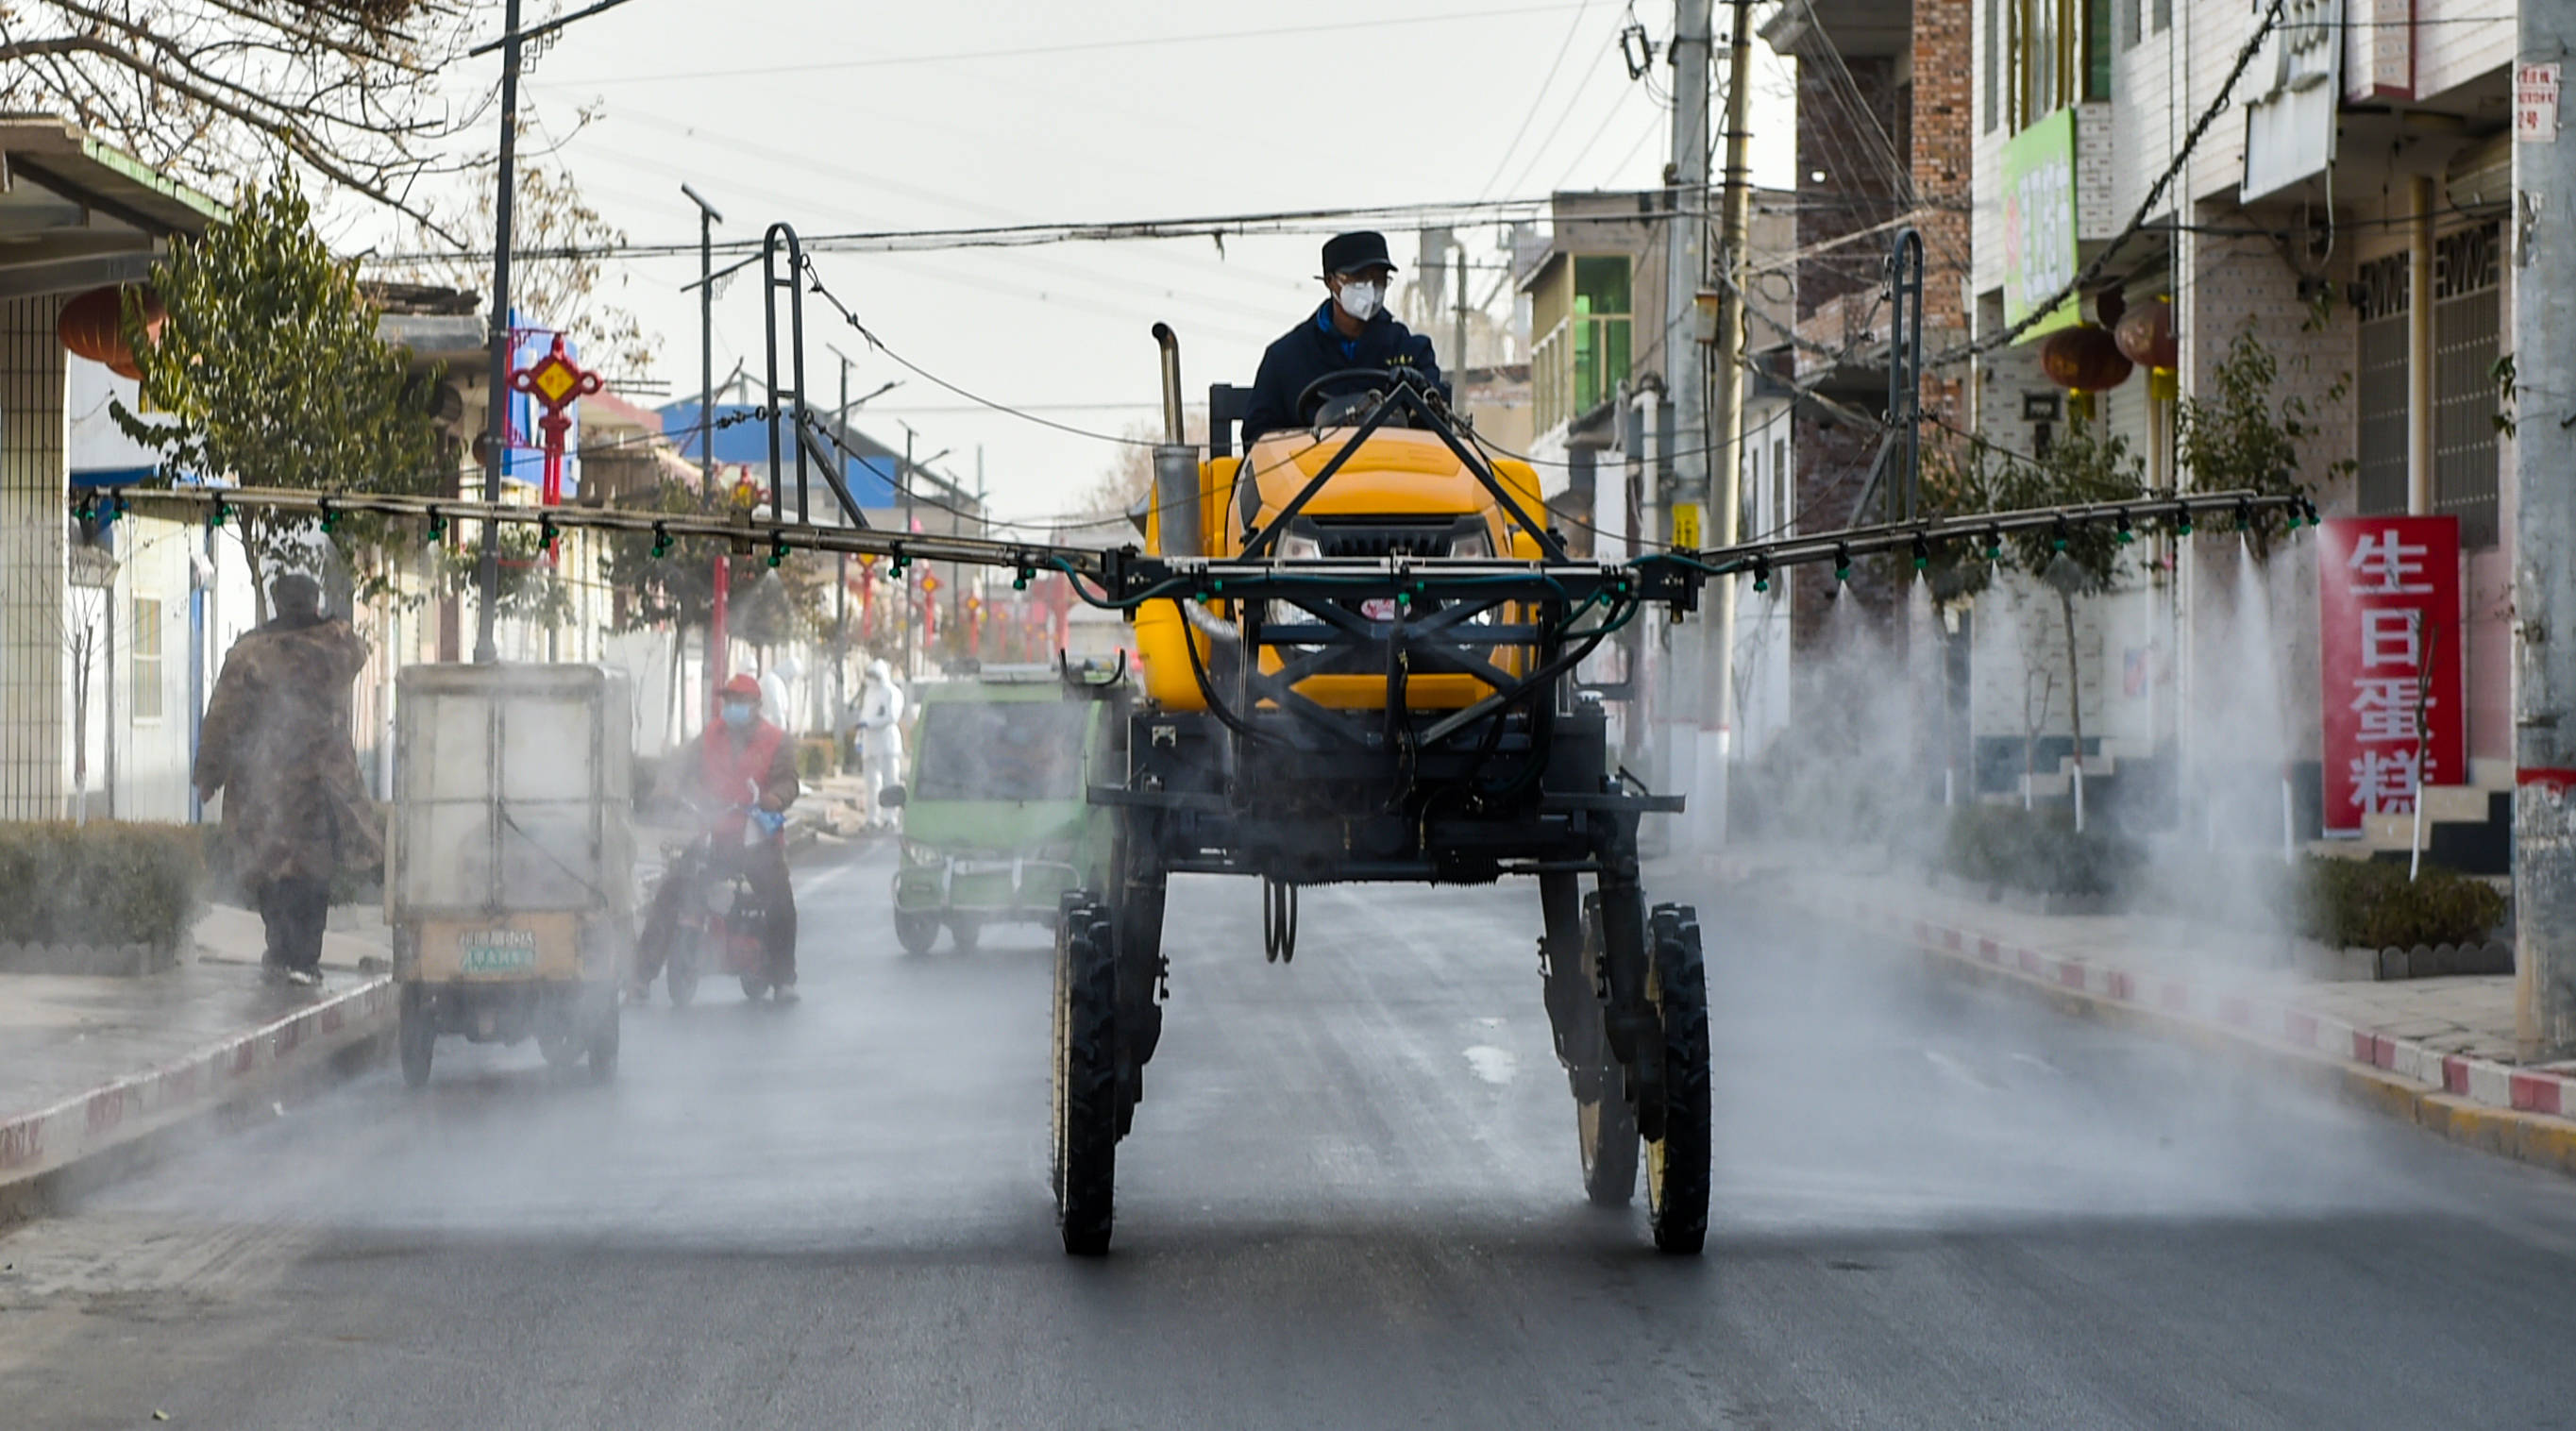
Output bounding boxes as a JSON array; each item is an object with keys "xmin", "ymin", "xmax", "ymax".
[{"xmin": 1150, "ymin": 323, "xmax": 1201, "ymax": 557}]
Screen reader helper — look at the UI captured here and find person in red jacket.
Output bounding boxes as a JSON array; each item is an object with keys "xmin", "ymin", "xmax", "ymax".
[{"xmin": 633, "ymin": 674, "xmax": 802, "ymax": 1002}]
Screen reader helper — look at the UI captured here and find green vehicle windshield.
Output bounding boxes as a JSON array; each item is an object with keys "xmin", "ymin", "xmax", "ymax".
[{"xmin": 911, "ymin": 699, "xmax": 1088, "ymax": 803}]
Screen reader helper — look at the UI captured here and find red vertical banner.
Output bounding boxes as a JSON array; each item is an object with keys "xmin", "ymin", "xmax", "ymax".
[{"xmin": 2317, "ymin": 515, "xmax": 2465, "ymax": 835}]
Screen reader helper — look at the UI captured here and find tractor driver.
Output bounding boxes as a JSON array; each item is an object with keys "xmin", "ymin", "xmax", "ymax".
[{"xmin": 1238, "ymin": 230, "xmax": 1442, "ymax": 446}]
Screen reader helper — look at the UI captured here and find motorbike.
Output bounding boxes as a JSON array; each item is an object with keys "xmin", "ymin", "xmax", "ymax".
[{"xmin": 650, "ymin": 791, "xmax": 790, "ymax": 1004}]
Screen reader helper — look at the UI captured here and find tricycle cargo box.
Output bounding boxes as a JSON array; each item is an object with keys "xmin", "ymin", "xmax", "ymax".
[{"xmin": 391, "ymin": 663, "xmax": 633, "ymax": 925}]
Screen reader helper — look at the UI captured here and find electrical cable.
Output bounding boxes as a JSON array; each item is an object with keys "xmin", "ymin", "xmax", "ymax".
[{"xmin": 1938, "ymin": 0, "xmax": 2289, "ymax": 366}]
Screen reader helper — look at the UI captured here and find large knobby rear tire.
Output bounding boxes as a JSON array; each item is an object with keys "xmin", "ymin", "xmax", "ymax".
[
  {"xmin": 1643, "ymin": 904, "xmax": 1710, "ymax": 1255},
  {"xmin": 397, "ymin": 985, "xmax": 434, "ymax": 1089},
  {"xmin": 1052, "ymin": 897, "xmax": 1119, "ymax": 1256}
]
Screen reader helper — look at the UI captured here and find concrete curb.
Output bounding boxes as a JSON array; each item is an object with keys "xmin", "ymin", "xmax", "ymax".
[
  {"xmin": 1751, "ymin": 875, "xmax": 2576, "ymax": 1179},
  {"xmin": 0, "ymin": 976, "xmax": 396, "ymax": 1217}
]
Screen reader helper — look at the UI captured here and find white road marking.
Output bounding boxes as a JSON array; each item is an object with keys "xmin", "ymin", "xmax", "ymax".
[{"xmin": 1922, "ymin": 1048, "xmax": 2000, "ymax": 1092}]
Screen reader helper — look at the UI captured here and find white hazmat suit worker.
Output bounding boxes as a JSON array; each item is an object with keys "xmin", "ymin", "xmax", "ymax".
[
  {"xmin": 857, "ymin": 659, "xmax": 906, "ymax": 830},
  {"xmin": 759, "ymin": 655, "xmax": 802, "ymax": 731}
]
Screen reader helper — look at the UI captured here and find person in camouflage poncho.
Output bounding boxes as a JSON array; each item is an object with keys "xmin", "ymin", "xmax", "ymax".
[{"xmin": 194, "ymin": 574, "xmax": 382, "ymax": 986}]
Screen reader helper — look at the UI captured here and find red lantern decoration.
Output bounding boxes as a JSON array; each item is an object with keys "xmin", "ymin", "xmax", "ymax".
[
  {"xmin": 57, "ymin": 285, "xmax": 164, "ymax": 373},
  {"xmin": 2039, "ymin": 325, "xmax": 2134, "ymax": 392},
  {"xmin": 2113, "ymin": 296, "xmax": 2178, "ymax": 371}
]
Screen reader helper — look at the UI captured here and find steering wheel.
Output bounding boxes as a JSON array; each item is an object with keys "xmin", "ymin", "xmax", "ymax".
[{"xmin": 1293, "ymin": 366, "xmax": 1430, "ymax": 428}]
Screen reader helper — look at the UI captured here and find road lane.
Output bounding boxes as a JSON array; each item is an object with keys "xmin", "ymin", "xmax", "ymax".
[{"xmin": 4, "ymin": 845, "xmax": 2572, "ymax": 1429}]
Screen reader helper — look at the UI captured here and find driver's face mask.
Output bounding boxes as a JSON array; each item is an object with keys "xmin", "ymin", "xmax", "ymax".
[{"xmin": 1333, "ymin": 277, "xmax": 1384, "ymax": 322}]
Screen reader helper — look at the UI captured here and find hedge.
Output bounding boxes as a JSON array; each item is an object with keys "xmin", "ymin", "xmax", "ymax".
[
  {"xmin": 0, "ymin": 821, "xmax": 204, "ymax": 951},
  {"xmin": 1942, "ymin": 805, "xmax": 2142, "ymax": 900},
  {"xmin": 2298, "ymin": 856, "xmax": 2505, "ymax": 951}
]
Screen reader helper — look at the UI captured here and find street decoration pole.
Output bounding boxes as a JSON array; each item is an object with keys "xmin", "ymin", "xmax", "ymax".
[{"xmin": 473, "ymin": 0, "xmax": 524, "ymax": 665}]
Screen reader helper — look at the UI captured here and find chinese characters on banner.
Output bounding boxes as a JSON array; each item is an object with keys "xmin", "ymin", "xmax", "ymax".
[{"xmin": 2316, "ymin": 515, "xmax": 2465, "ymax": 835}]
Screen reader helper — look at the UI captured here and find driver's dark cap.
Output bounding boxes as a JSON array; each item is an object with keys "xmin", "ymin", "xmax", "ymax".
[{"xmin": 1321, "ymin": 230, "xmax": 1396, "ymax": 278}]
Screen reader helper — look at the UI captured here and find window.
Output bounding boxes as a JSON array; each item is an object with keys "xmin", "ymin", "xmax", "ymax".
[
  {"xmin": 1772, "ymin": 438, "xmax": 1789, "ymax": 538},
  {"xmin": 2353, "ymin": 254, "xmax": 2410, "ymax": 515},
  {"xmin": 2007, "ymin": 0, "xmax": 2113, "ymax": 126},
  {"xmin": 910, "ymin": 700, "xmax": 1088, "ymax": 802},
  {"xmin": 1535, "ymin": 255, "xmax": 1635, "ymax": 432},
  {"xmin": 130, "ymin": 597, "xmax": 162, "ymax": 721},
  {"xmin": 2120, "ymin": 0, "xmax": 2142, "ymax": 50},
  {"xmin": 2433, "ymin": 223, "xmax": 2502, "ymax": 547},
  {"xmin": 1984, "ymin": 0, "xmax": 2001, "ymax": 132},
  {"xmin": 2085, "ymin": 0, "xmax": 2113, "ymax": 97},
  {"xmin": 2152, "ymin": 0, "xmax": 2170, "ymax": 34}
]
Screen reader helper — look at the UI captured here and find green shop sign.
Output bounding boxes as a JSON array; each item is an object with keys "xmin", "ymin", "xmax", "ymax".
[{"xmin": 2001, "ymin": 108, "xmax": 2080, "ymax": 339}]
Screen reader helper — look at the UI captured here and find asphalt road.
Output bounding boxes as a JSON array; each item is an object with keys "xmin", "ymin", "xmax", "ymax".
[{"xmin": 5, "ymin": 842, "xmax": 2575, "ymax": 1429}]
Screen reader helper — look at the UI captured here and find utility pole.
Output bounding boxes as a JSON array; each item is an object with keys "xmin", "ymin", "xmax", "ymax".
[
  {"xmin": 833, "ymin": 350, "xmax": 850, "ymax": 733},
  {"xmin": 472, "ymin": 0, "xmax": 525, "ymax": 665},
  {"xmin": 2513, "ymin": 11, "xmax": 2576, "ymax": 1061},
  {"xmin": 1703, "ymin": 0, "xmax": 1756, "ymax": 848},
  {"xmin": 1453, "ymin": 235, "xmax": 1471, "ymax": 381},
  {"xmin": 682, "ymin": 183, "xmax": 723, "ymax": 708},
  {"xmin": 1662, "ymin": 0, "xmax": 1714, "ymax": 842}
]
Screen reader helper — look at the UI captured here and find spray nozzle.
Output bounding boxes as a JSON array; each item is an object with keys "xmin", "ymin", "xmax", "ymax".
[
  {"xmin": 210, "ymin": 497, "xmax": 230, "ymax": 530},
  {"xmin": 1751, "ymin": 552, "xmax": 1771, "ymax": 593},
  {"xmin": 2172, "ymin": 500, "xmax": 2194, "ymax": 536},
  {"xmin": 650, "ymin": 522, "xmax": 671, "ymax": 560},
  {"xmin": 1014, "ymin": 566, "xmax": 1032, "ymax": 591},
  {"xmin": 1982, "ymin": 526, "xmax": 2003, "ymax": 561},
  {"xmin": 541, "ymin": 513, "xmax": 559, "ymax": 553},
  {"xmin": 767, "ymin": 530, "xmax": 788, "ymax": 568},
  {"xmin": 2050, "ymin": 515, "xmax": 2069, "ymax": 552},
  {"xmin": 2234, "ymin": 498, "xmax": 2253, "ymax": 532},
  {"xmin": 891, "ymin": 545, "xmax": 910, "ymax": 572},
  {"xmin": 2299, "ymin": 496, "xmax": 2320, "ymax": 528},
  {"xmin": 1832, "ymin": 543, "xmax": 1851, "ymax": 583},
  {"xmin": 317, "ymin": 497, "xmax": 336, "ymax": 534},
  {"xmin": 2114, "ymin": 508, "xmax": 2133, "ymax": 544},
  {"xmin": 424, "ymin": 506, "xmax": 444, "ymax": 544},
  {"xmin": 1911, "ymin": 532, "xmax": 1931, "ymax": 570}
]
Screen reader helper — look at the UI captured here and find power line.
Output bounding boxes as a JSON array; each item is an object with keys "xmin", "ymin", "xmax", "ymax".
[{"xmin": 544, "ymin": 4, "xmax": 1593, "ymax": 87}]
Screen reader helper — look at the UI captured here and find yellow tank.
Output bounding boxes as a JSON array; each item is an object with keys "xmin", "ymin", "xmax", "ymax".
[{"xmin": 1134, "ymin": 428, "xmax": 1546, "ymax": 713}]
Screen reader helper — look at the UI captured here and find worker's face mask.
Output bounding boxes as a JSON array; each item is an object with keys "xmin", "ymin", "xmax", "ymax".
[
  {"xmin": 1334, "ymin": 278, "xmax": 1383, "ymax": 322},
  {"xmin": 721, "ymin": 700, "xmax": 756, "ymax": 729}
]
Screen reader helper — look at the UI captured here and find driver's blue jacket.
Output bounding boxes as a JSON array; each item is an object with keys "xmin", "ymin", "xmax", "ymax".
[{"xmin": 1238, "ymin": 301, "xmax": 1441, "ymax": 447}]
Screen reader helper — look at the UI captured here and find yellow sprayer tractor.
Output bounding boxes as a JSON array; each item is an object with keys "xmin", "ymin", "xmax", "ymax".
[{"xmin": 1052, "ymin": 327, "xmax": 1709, "ymax": 1254}]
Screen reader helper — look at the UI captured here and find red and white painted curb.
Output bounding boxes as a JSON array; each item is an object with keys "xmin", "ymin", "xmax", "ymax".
[
  {"xmin": 0, "ymin": 977, "xmax": 394, "ymax": 1189},
  {"xmin": 1810, "ymin": 894, "xmax": 2574, "ymax": 1121}
]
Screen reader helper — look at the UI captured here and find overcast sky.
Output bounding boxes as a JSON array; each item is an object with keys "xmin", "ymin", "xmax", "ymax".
[{"xmin": 406, "ymin": 1, "xmax": 1796, "ymax": 522}]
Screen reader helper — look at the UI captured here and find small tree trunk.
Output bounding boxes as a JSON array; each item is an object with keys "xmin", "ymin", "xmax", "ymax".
[
  {"xmin": 240, "ymin": 513, "xmax": 270, "ymax": 626},
  {"xmin": 2059, "ymin": 586, "xmax": 2085, "ymax": 783}
]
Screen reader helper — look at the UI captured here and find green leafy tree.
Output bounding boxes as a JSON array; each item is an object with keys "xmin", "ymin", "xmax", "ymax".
[
  {"xmin": 1994, "ymin": 419, "xmax": 2147, "ymax": 777},
  {"xmin": 2178, "ymin": 328, "xmax": 2332, "ymax": 556},
  {"xmin": 114, "ymin": 174, "xmax": 443, "ymax": 617}
]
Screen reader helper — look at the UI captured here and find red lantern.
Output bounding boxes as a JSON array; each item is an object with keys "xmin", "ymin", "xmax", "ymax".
[
  {"xmin": 2113, "ymin": 296, "xmax": 2178, "ymax": 371},
  {"xmin": 57, "ymin": 285, "xmax": 163, "ymax": 372},
  {"xmin": 2039, "ymin": 325, "xmax": 2134, "ymax": 392}
]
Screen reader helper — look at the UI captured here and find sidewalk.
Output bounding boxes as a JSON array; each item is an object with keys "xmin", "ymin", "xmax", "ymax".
[
  {"xmin": 1718, "ymin": 845, "xmax": 2576, "ymax": 1175},
  {"xmin": 0, "ymin": 903, "xmax": 394, "ymax": 1212}
]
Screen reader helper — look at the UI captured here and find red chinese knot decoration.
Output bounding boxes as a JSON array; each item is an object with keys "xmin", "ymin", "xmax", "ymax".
[{"xmin": 507, "ymin": 332, "xmax": 603, "ymax": 507}]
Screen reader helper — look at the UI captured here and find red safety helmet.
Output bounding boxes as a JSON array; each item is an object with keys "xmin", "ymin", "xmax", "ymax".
[{"xmin": 719, "ymin": 674, "xmax": 762, "ymax": 700}]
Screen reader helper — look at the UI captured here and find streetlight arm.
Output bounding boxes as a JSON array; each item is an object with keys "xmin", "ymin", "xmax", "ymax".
[{"xmin": 469, "ymin": 0, "xmax": 649, "ymax": 56}]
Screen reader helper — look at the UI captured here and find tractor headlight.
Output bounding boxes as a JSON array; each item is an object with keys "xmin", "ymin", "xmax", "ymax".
[
  {"xmin": 1447, "ymin": 527, "xmax": 1491, "ymax": 561},
  {"xmin": 1268, "ymin": 532, "xmax": 1325, "ymax": 636}
]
